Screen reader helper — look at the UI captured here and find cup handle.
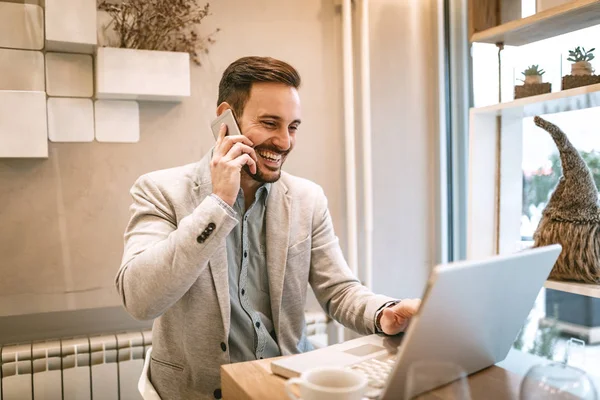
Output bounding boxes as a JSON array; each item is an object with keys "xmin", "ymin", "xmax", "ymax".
[{"xmin": 284, "ymin": 377, "xmax": 303, "ymax": 400}]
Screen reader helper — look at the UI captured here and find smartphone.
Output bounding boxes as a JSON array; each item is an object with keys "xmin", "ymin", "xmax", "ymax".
[{"xmin": 210, "ymin": 109, "xmax": 242, "ymax": 140}]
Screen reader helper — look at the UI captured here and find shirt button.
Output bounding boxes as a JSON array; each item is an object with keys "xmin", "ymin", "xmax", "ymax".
[
  {"xmin": 213, "ymin": 388, "xmax": 222, "ymax": 399},
  {"xmin": 196, "ymin": 236, "xmax": 205, "ymax": 243},
  {"xmin": 255, "ymin": 321, "xmax": 261, "ymax": 329},
  {"xmin": 220, "ymin": 342, "xmax": 227, "ymax": 352},
  {"xmin": 208, "ymin": 222, "xmax": 216, "ymax": 230},
  {"xmin": 244, "ymin": 251, "xmax": 248, "ymax": 258},
  {"xmin": 241, "ymin": 288, "xmax": 245, "ymax": 296}
]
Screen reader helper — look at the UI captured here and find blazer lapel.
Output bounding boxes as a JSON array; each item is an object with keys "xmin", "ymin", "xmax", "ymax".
[
  {"xmin": 192, "ymin": 150, "xmax": 231, "ymax": 337},
  {"xmin": 266, "ymin": 180, "xmax": 291, "ymax": 339}
]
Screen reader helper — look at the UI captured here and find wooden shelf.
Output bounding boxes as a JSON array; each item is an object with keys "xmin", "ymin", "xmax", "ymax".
[
  {"xmin": 471, "ymin": 0, "xmax": 600, "ymax": 46},
  {"xmin": 470, "ymin": 82, "xmax": 600, "ymax": 117},
  {"xmin": 545, "ymin": 279, "xmax": 600, "ymax": 298}
]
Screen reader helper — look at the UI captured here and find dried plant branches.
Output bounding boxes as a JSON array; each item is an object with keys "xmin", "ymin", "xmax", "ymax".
[{"xmin": 98, "ymin": 0, "xmax": 220, "ymax": 66}]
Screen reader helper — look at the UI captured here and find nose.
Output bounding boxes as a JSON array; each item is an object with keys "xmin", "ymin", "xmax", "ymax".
[{"xmin": 272, "ymin": 127, "xmax": 291, "ymax": 152}]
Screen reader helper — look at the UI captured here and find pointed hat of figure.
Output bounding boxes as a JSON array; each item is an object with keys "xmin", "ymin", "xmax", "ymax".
[{"xmin": 533, "ymin": 116, "xmax": 600, "ymax": 222}]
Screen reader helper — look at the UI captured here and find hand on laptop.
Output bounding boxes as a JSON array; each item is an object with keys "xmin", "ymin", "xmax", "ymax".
[{"xmin": 379, "ymin": 298, "xmax": 421, "ymax": 335}]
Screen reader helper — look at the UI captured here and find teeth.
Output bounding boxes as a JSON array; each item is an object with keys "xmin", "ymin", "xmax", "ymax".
[{"xmin": 257, "ymin": 150, "xmax": 281, "ymax": 161}]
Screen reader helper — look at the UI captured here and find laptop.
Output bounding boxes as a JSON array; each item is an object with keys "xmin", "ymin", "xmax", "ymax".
[{"xmin": 271, "ymin": 245, "xmax": 562, "ymax": 399}]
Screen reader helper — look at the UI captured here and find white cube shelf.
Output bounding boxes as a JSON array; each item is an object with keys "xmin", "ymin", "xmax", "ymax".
[
  {"xmin": 94, "ymin": 100, "xmax": 140, "ymax": 143},
  {"xmin": 0, "ymin": 49, "xmax": 44, "ymax": 91},
  {"xmin": 47, "ymin": 98, "xmax": 94, "ymax": 142},
  {"xmin": 45, "ymin": 53, "xmax": 93, "ymax": 97},
  {"xmin": 95, "ymin": 47, "xmax": 191, "ymax": 102},
  {"xmin": 0, "ymin": 3, "xmax": 44, "ymax": 50},
  {"xmin": 45, "ymin": 0, "xmax": 96, "ymax": 54},
  {"xmin": 0, "ymin": 91, "xmax": 48, "ymax": 158}
]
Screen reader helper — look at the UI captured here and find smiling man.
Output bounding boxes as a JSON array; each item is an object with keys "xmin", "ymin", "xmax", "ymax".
[{"xmin": 117, "ymin": 56, "xmax": 420, "ymax": 400}]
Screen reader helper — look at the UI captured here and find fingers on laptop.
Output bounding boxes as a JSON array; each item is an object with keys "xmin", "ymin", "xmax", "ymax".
[{"xmin": 390, "ymin": 298, "xmax": 421, "ymax": 318}]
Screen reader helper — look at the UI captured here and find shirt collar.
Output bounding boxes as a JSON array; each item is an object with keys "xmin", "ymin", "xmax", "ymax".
[
  {"xmin": 257, "ymin": 183, "xmax": 272, "ymax": 202},
  {"xmin": 237, "ymin": 183, "xmax": 272, "ymax": 204}
]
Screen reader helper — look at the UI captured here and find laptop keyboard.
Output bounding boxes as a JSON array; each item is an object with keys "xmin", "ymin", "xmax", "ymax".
[{"xmin": 350, "ymin": 356, "xmax": 396, "ymax": 389}]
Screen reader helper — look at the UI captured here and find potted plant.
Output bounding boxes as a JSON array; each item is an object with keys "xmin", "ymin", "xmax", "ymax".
[
  {"xmin": 95, "ymin": 0, "xmax": 219, "ymax": 102},
  {"xmin": 562, "ymin": 46, "xmax": 600, "ymax": 90},
  {"xmin": 514, "ymin": 65, "xmax": 551, "ymax": 99}
]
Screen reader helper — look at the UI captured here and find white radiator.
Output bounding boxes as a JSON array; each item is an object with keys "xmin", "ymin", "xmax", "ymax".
[
  {"xmin": 0, "ymin": 311, "xmax": 332, "ymax": 399},
  {"xmin": 0, "ymin": 330, "xmax": 152, "ymax": 400}
]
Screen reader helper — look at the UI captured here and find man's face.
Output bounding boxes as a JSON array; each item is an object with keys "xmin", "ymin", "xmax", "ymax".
[{"xmin": 236, "ymin": 82, "xmax": 301, "ymax": 183}]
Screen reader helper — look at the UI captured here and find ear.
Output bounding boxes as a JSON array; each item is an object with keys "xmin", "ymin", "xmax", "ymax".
[{"xmin": 216, "ymin": 102, "xmax": 232, "ymax": 117}]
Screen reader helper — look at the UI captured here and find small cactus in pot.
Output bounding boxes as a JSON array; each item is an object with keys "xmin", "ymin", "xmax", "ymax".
[
  {"xmin": 514, "ymin": 64, "xmax": 551, "ymax": 99},
  {"xmin": 522, "ymin": 65, "xmax": 546, "ymax": 85},
  {"xmin": 567, "ymin": 46, "xmax": 595, "ymax": 76}
]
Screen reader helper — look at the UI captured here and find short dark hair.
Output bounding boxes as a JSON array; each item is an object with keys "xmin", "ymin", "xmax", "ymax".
[{"xmin": 217, "ymin": 56, "xmax": 301, "ymax": 118}]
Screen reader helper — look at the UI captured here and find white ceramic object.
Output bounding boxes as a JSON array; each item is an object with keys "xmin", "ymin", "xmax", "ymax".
[
  {"xmin": 0, "ymin": 3, "xmax": 44, "ymax": 50},
  {"xmin": 95, "ymin": 47, "xmax": 191, "ymax": 102},
  {"xmin": 45, "ymin": 53, "xmax": 94, "ymax": 97},
  {"xmin": 284, "ymin": 367, "xmax": 367, "ymax": 400},
  {"xmin": 47, "ymin": 98, "xmax": 95, "ymax": 142},
  {"xmin": 0, "ymin": 49, "xmax": 44, "ymax": 91},
  {"xmin": 45, "ymin": 0, "xmax": 96, "ymax": 53},
  {"xmin": 0, "ymin": 91, "xmax": 47, "ymax": 158},
  {"xmin": 94, "ymin": 100, "xmax": 140, "ymax": 143}
]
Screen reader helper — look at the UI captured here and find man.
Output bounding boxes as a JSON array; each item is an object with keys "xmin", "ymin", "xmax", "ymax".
[{"xmin": 117, "ymin": 56, "xmax": 420, "ymax": 400}]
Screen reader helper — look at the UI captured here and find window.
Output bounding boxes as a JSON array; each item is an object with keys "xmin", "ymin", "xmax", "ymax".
[{"xmin": 471, "ymin": 21, "xmax": 600, "ymax": 382}]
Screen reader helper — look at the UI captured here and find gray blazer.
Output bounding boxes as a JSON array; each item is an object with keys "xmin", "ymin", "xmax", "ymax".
[{"xmin": 117, "ymin": 151, "xmax": 394, "ymax": 399}]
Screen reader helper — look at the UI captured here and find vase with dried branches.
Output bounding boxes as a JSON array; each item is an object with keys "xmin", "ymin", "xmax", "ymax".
[{"xmin": 98, "ymin": 0, "xmax": 220, "ymax": 66}]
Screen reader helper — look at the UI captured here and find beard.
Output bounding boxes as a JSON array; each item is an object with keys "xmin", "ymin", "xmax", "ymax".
[
  {"xmin": 243, "ymin": 163, "xmax": 282, "ymax": 183},
  {"xmin": 242, "ymin": 143, "xmax": 292, "ymax": 183},
  {"xmin": 243, "ymin": 144, "xmax": 290, "ymax": 183}
]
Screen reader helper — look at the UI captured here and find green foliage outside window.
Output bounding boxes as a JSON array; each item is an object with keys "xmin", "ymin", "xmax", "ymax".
[{"xmin": 513, "ymin": 305, "xmax": 560, "ymax": 360}]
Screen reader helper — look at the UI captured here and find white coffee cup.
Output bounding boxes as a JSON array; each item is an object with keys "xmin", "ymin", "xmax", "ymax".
[{"xmin": 284, "ymin": 366, "xmax": 367, "ymax": 400}]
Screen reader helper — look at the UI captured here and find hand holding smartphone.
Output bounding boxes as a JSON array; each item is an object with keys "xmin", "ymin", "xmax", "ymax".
[
  {"xmin": 209, "ymin": 109, "xmax": 257, "ymax": 206},
  {"xmin": 211, "ymin": 109, "xmax": 242, "ymax": 140}
]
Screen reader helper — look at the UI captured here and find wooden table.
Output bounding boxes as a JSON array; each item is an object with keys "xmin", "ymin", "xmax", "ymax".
[{"xmin": 221, "ymin": 357, "xmax": 526, "ymax": 400}]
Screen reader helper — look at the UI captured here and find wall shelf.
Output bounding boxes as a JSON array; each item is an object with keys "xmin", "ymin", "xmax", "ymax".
[
  {"xmin": 95, "ymin": 48, "xmax": 190, "ymax": 102},
  {"xmin": 545, "ymin": 279, "xmax": 600, "ymax": 298},
  {"xmin": 0, "ymin": 3, "xmax": 44, "ymax": 51},
  {"xmin": 471, "ymin": 0, "xmax": 600, "ymax": 46},
  {"xmin": 471, "ymin": 82, "xmax": 600, "ymax": 117},
  {"xmin": 0, "ymin": 90, "xmax": 48, "ymax": 158}
]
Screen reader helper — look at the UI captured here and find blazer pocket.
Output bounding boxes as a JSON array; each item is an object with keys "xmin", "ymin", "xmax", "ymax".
[
  {"xmin": 151, "ymin": 356, "xmax": 184, "ymax": 372},
  {"xmin": 287, "ymin": 236, "xmax": 311, "ymax": 259}
]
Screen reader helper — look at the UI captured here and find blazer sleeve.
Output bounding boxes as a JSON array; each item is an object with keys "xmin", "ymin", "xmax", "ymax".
[
  {"xmin": 308, "ymin": 186, "xmax": 395, "ymax": 335},
  {"xmin": 116, "ymin": 175, "xmax": 238, "ymax": 321}
]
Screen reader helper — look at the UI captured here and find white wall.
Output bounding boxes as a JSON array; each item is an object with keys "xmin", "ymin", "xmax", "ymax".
[
  {"xmin": 368, "ymin": 0, "xmax": 440, "ymax": 299},
  {"xmin": 0, "ymin": 0, "xmax": 439, "ymax": 319}
]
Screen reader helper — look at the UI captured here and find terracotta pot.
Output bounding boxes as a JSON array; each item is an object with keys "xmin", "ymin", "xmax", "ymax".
[
  {"xmin": 571, "ymin": 61, "xmax": 593, "ymax": 76},
  {"xmin": 525, "ymin": 75, "xmax": 543, "ymax": 85}
]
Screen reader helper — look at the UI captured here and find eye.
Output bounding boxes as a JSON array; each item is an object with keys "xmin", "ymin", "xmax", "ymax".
[
  {"xmin": 289, "ymin": 125, "xmax": 299, "ymax": 133},
  {"xmin": 262, "ymin": 121, "xmax": 277, "ymax": 129}
]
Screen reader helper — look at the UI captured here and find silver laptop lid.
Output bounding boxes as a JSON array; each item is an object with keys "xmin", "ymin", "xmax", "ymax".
[{"xmin": 381, "ymin": 244, "xmax": 562, "ymax": 399}]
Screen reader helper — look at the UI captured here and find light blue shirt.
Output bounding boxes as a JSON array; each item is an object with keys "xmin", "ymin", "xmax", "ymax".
[{"xmin": 216, "ymin": 185, "xmax": 282, "ymax": 363}]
